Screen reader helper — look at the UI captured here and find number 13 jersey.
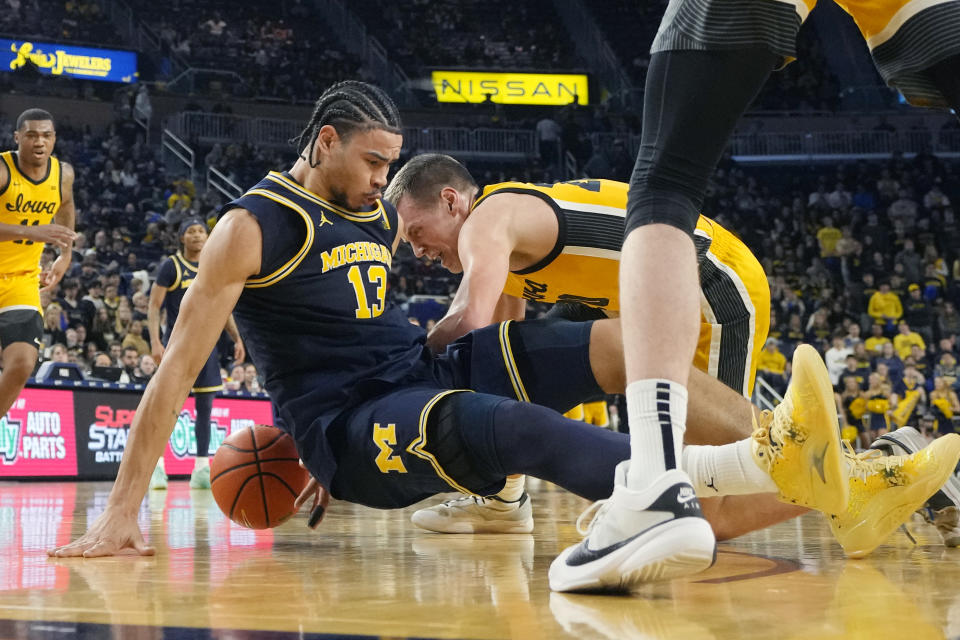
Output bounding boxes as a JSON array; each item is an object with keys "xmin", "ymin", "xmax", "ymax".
[{"xmin": 222, "ymin": 171, "xmax": 431, "ymax": 480}]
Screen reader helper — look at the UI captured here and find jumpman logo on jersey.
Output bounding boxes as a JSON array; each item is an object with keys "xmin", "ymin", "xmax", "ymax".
[{"xmin": 318, "ymin": 213, "xmax": 334, "ymax": 229}]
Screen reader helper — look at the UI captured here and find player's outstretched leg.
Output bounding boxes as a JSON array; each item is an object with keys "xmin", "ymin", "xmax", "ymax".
[
  {"xmin": 548, "ymin": 460, "xmax": 715, "ymax": 592},
  {"xmin": 827, "ymin": 430, "xmax": 960, "ymax": 556},
  {"xmin": 751, "ymin": 344, "xmax": 849, "ymax": 514}
]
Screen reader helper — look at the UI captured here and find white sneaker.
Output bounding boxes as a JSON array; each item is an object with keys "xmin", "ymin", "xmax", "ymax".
[
  {"xmin": 411, "ymin": 493, "xmax": 533, "ymax": 533},
  {"xmin": 549, "ymin": 462, "xmax": 716, "ymax": 593},
  {"xmin": 189, "ymin": 465, "xmax": 211, "ymax": 489},
  {"xmin": 872, "ymin": 426, "xmax": 960, "ymax": 547},
  {"xmin": 149, "ymin": 463, "xmax": 167, "ymax": 490}
]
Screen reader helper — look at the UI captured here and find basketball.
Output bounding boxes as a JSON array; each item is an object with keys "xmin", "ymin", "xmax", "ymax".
[{"xmin": 210, "ymin": 424, "xmax": 310, "ymax": 529}]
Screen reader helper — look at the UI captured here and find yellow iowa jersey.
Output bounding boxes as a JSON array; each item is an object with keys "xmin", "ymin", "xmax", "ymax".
[
  {"xmin": 792, "ymin": 0, "xmax": 925, "ymax": 43},
  {"xmin": 0, "ymin": 151, "xmax": 62, "ymax": 276},
  {"xmin": 477, "ymin": 179, "xmax": 733, "ymax": 313}
]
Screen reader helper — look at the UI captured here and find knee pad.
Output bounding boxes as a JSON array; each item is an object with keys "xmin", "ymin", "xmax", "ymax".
[
  {"xmin": 624, "ymin": 188, "xmax": 699, "ymax": 238},
  {"xmin": 428, "ymin": 392, "xmax": 509, "ymax": 494}
]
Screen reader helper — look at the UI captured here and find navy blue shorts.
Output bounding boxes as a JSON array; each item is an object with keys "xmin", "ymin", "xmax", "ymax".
[
  {"xmin": 324, "ymin": 318, "xmax": 605, "ymax": 509},
  {"xmin": 436, "ymin": 318, "xmax": 602, "ymax": 414},
  {"xmin": 192, "ymin": 350, "xmax": 223, "ymax": 393},
  {"xmin": 327, "ymin": 387, "xmax": 513, "ymax": 508}
]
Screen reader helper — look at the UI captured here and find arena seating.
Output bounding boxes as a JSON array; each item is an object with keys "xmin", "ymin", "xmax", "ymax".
[{"xmin": 353, "ymin": 0, "xmax": 580, "ymax": 73}]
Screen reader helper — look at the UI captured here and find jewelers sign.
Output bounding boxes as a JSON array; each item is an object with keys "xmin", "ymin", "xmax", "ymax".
[{"xmin": 2, "ymin": 39, "xmax": 137, "ymax": 83}]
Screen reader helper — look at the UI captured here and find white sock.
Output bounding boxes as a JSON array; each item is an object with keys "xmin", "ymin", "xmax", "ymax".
[
  {"xmin": 194, "ymin": 456, "xmax": 209, "ymax": 471},
  {"xmin": 681, "ymin": 439, "xmax": 776, "ymax": 496},
  {"xmin": 626, "ymin": 379, "xmax": 687, "ymax": 488},
  {"xmin": 495, "ymin": 475, "xmax": 525, "ymax": 502},
  {"xmin": 156, "ymin": 457, "xmax": 165, "ymax": 472}
]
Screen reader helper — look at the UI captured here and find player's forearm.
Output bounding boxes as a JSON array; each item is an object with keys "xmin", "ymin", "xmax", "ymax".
[
  {"xmin": 147, "ymin": 307, "xmax": 162, "ymax": 346},
  {"xmin": 225, "ymin": 315, "xmax": 241, "ymax": 343},
  {"xmin": 108, "ymin": 368, "xmax": 194, "ymax": 515},
  {"xmin": 0, "ymin": 223, "xmax": 33, "ymax": 242},
  {"xmin": 426, "ymin": 308, "xmax": 490, "ymax": 352},
  {"xmin": 426, "ymin": 313, "xmax": 470, "ymax": 352},
  {"xmin": 54, "ymin": 205, "xmax": 75, "ymax": 231}
]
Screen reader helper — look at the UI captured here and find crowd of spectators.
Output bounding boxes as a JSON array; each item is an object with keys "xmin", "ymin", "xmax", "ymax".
[
  {"xmin": 127, "ymin": 0, "xmax": 364, "ymax": 102},
  {"xmin": 356, "ymin": 0, "xmax": 579, "ymax": 74},
  {"xmin": 0, "ymin": 0, "xmax": 113, "ymax": 46},
  {"xmin": 738, "ymin": 151, "xmax": 960, "ymax": 437},
  {"xmin": 0, "ymin": 0, "xmax": 876, "ymax": 118},
  {"xmin": 590, "ymin": 0, "xmax": 842, "ymax": 112}
]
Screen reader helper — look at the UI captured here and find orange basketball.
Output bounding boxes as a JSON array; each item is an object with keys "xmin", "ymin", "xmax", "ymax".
[{"xmin": 210, "ymin": 424, "xmax": 309, "ymax": 529}]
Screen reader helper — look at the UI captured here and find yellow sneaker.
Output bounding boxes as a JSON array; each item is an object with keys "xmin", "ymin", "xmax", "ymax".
[
  {"xmin": 751, "ymin": 344, "xmax": 848, "ymax": 514},
  {"xmin": 829, "ymin": 434, "xmax": 960, "ymax": 558}
]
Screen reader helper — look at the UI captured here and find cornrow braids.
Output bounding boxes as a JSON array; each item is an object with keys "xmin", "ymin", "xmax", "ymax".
[{"xmin": 293, "ymin": 81, "xmax": 402, "ymax": 167}]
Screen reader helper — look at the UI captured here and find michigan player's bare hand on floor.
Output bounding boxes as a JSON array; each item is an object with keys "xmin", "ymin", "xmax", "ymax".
[
  {"xmin": 48, "ymin": 508, "xmax": 156, "ymax": 558},
  {"xmin": 294, "ymin": 461, "xmax": 330, "ymax": 529}
]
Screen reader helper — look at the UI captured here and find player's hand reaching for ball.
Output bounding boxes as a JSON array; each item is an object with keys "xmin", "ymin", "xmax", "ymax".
[
  {"xmin": 47, "ymin": 506, "xmax": 155, "ymax": 558},
  {"xmin": 294, "ymin": 460, "xmax": 330, "ymax": 529}
]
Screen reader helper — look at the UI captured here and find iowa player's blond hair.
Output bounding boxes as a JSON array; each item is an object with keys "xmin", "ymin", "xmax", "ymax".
[{"xmin": 384, "ymin": 153, "xmax": 476, "ymax": 207}]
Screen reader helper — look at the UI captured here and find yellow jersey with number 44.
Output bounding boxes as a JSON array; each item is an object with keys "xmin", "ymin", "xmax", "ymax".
[{"xmin": 0, "ymin": 151, "xmax": 62, "ymax": 277}]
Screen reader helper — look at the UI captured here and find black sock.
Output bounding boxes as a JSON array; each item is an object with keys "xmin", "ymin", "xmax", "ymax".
[
  {"xmin": 194, "ymin": 392, "xmax": 214, "ymax": 458},
  {"xmin": 487, "ymin": 401, "xmax": 630, "ymax": 501}
]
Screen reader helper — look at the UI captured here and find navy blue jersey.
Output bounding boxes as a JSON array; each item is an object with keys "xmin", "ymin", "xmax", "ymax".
[
  {"xmin": 155, "ymin": 252, "xmax": 198, "ymax": 342},
  {"xmin": 221, "ymin": 171, "xmax": 432, "ymax": 489},
  {"xmin": 156, "ymin": 252, "xmax": 224, "ymax": 391}
]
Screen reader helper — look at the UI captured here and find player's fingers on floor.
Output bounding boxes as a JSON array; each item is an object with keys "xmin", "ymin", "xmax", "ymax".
[
  {"xmin": 82, "ymin": 541, "xmax": 119, "ymax": 558},
  {"xmin": 49, "ymin": 542, "xmax": 88, "ymax": 557}
]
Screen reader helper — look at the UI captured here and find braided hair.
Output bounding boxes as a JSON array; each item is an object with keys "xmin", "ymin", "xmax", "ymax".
[{"xmin": 293, "ymin": 81, "xmax": 402, "ymax": 167}]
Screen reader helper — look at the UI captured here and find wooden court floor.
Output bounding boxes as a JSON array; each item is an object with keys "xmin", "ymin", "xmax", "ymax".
[{"xmin": 1, "ymin": 478, "xmax": 958, "ymax": 640}]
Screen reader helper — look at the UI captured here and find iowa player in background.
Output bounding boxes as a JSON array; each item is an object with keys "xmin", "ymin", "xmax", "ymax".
[
  {"xmin": 0, "ymin": 109, "xmax": 76, "ymax": 422},
  {"xmin": 147, "ymin": 218, "xmax": 245, "ymax": 489},
  {"xmin": 386, "ymin": 153, "xmax": 769, "ymax": 534},
  {"xmin": 48, "ymin": 82, "xmax": 958, "ymax": 570}
]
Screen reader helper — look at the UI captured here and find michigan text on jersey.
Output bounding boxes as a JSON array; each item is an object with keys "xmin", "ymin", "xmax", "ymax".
[{"xmin": 321, "ymin": 242, "xmax": 393, "ymax": 273}]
